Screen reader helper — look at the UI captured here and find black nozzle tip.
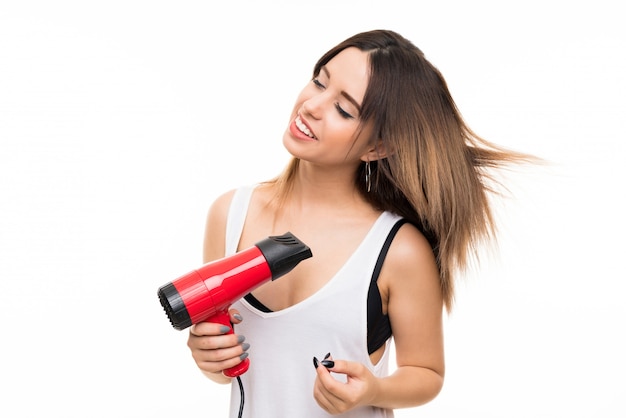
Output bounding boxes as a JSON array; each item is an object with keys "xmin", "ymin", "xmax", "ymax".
[
  {"xmin": 255, "ymin": 232, "xmax": 313, "ymax": 280},
  {"xmin": 158, "ymin": 282, "xmax": 192, "ymax": 331}
]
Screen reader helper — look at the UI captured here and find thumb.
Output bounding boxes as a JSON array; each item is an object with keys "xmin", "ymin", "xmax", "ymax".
[
  {"xmin": 322, "ymin": 359, "xmax": 367, "ymax": 379},
  {"xmin": 229, "ymin": 309, "xmax": 243, "ymax": 324},
  {"xmin": 320, "ymin": 358, "xmax": 343, "ymax": 373}
]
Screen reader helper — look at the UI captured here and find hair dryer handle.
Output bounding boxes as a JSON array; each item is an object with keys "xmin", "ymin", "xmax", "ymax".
[{"xmin": 209, "ymin": 310, "xmax": 250, "ymax": 378}]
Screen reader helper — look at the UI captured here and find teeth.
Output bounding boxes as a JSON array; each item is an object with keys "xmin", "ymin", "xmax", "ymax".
[{"xmin": 295, "ymin": 116, "xmax": 315, "ymax": 139}]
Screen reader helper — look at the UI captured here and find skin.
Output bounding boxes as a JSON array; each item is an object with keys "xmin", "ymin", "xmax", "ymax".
[{"xmin": 187, "ymin": 47, "xmax": 445, "ymax": 413}]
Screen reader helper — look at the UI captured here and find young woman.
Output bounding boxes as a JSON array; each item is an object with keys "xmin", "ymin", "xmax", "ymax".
[{"xmin": 186, "ymin": 29, "xmax": 532, "ymax": 417}]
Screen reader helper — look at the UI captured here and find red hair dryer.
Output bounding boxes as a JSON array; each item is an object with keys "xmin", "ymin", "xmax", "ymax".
[{"xmin": 158, "ymin": 232, "xmax": 312, "ymax": 377}]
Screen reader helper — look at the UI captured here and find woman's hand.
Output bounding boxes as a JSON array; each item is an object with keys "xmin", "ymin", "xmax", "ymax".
[
  {"xmin": 312, "ymin": 356, "xmax": 380, "ymax": 414},
  {"xmin": 187, "ymin": 309, "xmax": 249, "ymax": 380}
]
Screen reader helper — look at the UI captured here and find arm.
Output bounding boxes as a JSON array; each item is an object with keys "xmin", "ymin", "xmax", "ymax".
[
  {"xmin": 187, "ymin": 189, "xmax": 249, "ymax": 384},
  {"xmin": 313, "ymin": 223, "xmax": 444, "ymax": 412},
  {"xmin": 372, "ymin": 222, "xmax": 445, "ymax": 407}
]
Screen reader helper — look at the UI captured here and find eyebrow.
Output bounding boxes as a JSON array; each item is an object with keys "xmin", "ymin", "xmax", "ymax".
[{"xmin": 321, "ymin": 66, "xmax": 362, "ymax": 113}]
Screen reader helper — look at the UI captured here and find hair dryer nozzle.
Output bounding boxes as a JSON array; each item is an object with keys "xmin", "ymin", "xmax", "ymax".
[
  {"xmin": 158, "ymin": 282, "xmax": 192, "ymax": 330},
  {"xmin": 256, "ymin": 232, "xmax": 313, "ymax": 280}
]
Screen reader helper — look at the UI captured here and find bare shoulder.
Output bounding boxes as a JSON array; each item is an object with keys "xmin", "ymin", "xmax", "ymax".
[
  {"xmin": 380, "ymin": 222, "xmax": 441, "ymax": 301},
  {"xmin": 207, "ymin": 189, "xmax": 237, "ymax": 224},
  {"xmin": 388, "ymin": 222, "xmax": 438, "ymax": 270},
  {"xmin": 203, "ymin": 189, "xmax": 237, "ymax": 263}
]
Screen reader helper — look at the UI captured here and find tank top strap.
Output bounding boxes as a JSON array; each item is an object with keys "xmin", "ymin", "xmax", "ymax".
[{"xmin": 225, "ymin": 184, "xmax": 256, "ymax": 255}]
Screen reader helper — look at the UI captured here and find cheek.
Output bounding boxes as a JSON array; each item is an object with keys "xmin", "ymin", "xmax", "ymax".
[{"xmin": 347, "ymin": 129, "xmax": 376, "ymax": 157}]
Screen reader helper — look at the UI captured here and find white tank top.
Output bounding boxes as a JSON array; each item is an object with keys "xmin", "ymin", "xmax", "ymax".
[{"xmin": 225, "ymin": 185, "xmax": 401, "ymax": 418}]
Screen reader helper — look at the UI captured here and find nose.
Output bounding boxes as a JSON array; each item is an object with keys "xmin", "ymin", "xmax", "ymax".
[{"xmin": 301, "ymin": 92, "xmax": 326, "ymax": 120}]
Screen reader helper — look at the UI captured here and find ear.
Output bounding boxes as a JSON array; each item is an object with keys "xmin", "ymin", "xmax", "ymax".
[{"xmin": 360, "ymin": 139, "xmax": 389, "ymax": 162}]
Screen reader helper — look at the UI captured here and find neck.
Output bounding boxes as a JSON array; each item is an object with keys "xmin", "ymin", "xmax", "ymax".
[{"xmin": 289, "ymin": 161, "xmax": 364, "ymax": 208}]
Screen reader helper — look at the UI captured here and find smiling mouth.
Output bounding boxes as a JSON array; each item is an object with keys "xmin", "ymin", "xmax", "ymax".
[{"xmin": 295, "ymin": 115, "xmax": 317, "ymax": 139}]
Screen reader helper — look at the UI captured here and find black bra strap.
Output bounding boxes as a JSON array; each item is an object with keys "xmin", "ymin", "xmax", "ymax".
[
  {"xmin": 371, "ymin": 219, "xmax": 408, "ymax": 285},
  {"xmin": 367, "ymin": 218, "xmax": 408, "ymax": 354}
]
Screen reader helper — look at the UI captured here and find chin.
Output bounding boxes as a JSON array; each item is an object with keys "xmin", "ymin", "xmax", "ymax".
[{"xmin": 282, "ymin": 129, "xmax": 298, "ymax": 157}]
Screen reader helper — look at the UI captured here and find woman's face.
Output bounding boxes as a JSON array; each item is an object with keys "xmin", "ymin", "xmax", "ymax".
[{"xmin": 283, "ymin": 47, "xmax": 375, "ymax": 167}]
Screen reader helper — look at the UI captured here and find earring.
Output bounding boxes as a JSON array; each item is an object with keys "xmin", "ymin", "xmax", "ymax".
[{"xmin": 365, "ymin": 160, "xmax": 371, "ymax": 193}]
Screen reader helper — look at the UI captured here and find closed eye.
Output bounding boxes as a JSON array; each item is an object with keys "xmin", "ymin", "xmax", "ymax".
[
  {"xmin": 313, "ymin": 78, "xmax": 325, "ymax": 89},
  {"xmin": 312, "ymin": 78, "xmax": 354, "ymax": 119},
  {"xmin": 335, "ymin": 103, "xmax": 354, "ymax": 119}
]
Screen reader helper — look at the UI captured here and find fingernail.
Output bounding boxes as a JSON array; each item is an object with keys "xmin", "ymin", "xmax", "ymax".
[
  {"xmin": 321, "ymin": 360, "xmax": 335, "ymax": 368},
  {"xmin": 219, "ymin": 325, "xmax": 231, "ymax": 334},
  {"xmin": 233, "ymin": 313, "xmax": 243, "ymax": 321},
  {"xmin": 313, "ymin": 357, "xmax": 319, "ymax": 369},
  {"xmin": 239, "ymin": 352, "xmax": 249, "ymax": 361},
  {"xmin": 237, "ymin": 335, "xmax": 246, "ymax": 343},
  {"xmin": 323, "ymin": 352, "xmax": 331, "ymax": 360},
  {"xmin": 241, "ymin": 343, "xmax": 251, "ymax": 352}
]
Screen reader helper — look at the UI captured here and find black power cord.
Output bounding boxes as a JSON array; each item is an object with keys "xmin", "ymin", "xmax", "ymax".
[{"xmin": 236, "ymin": 376, "xmax": 245, "ymax": 418}]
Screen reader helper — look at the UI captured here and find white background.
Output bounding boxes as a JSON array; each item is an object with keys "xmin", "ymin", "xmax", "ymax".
[{"xmin": 1, "ymin": 1, "xmax": 624, "ymax": 417}]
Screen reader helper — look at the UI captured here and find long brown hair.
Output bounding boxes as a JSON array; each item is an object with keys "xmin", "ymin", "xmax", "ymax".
[{"xmin": 270, "ymin": 30, "xmax": 535, "ymax": 311}]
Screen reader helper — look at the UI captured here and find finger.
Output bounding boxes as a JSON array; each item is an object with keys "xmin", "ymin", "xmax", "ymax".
[
  {"xmin": 321, "ymin": 358, "xmax": 347, "ymax": 374},
  {"xmin": 190, "ymin": 337, "xmax": 250, "ymax": 374},
  {"xmin": 189, "ymin": 321, "xmax": 231, "ymax": 337},
  {"xmin": 229, "ymin": 309, "xmax": 243, "ymax": 324},
  {"xmin": 313, "ymin": 373, "xmax": 345, "ymax": 414},
  {"xmin": 193, "ymin": 340, "xmax": 249, "ymax": 362},
  {"xmin": 190, "ymin": 333, "xmax": 245, "ymax": 351},
  {"xmin": 196, "ymin": 350, "xmax": 250, "ymax": 374},
  {"xmin": 315, "ymin": 361, "xmax": 345, "ymax": 397},
  {"xmin": 313, "ymin": 372, "xmax": 335, "ymax": 413}
]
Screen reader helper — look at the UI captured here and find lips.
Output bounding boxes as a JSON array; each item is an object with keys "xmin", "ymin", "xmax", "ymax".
[{"xmin": 294, "ymin": 115, "xmax": 317, "ymax": 139}]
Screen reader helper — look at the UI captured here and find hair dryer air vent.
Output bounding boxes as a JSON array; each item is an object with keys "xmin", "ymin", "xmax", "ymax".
[{"xmin": 158, "ymin": 281, "xmax": 191, "ymax": 330}]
